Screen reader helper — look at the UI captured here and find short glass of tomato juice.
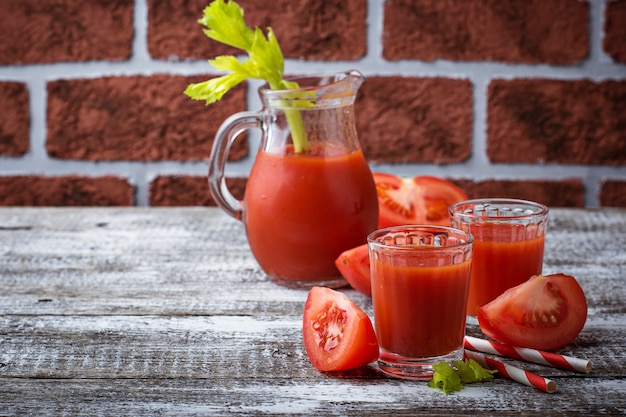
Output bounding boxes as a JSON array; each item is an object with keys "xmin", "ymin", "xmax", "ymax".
[
  {"xmin": 368, "ymin": 226, "xmax": 473, "ymax": 380},
  {"xmin": 449, "ymin": 199, "xmax": 549, "ymax": 317}
]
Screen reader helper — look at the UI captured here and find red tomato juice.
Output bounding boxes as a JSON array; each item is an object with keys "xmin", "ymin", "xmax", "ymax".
[
  {"xmin": 467, "ymin": 233, "xmax": 545, "ymax": 316},
  {"xmin": 371, "ymin": 259, "xmax": 471, "ymax": 358},
  {"xmin": 467, "ymin": 219, "xmax": 545, "ymax": 316},
  {"xmin": 243, "ymin": 144, "xmax": 378, "ymax": 282}
]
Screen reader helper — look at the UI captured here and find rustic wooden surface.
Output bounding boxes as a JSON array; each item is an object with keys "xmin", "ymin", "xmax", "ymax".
[{"xmin": 1, "ymin": 207, "xmax": 625, "ymax": 416}]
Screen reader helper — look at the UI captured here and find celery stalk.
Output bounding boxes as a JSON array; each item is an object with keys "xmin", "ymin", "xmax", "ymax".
[{"xmin": 285, "ymin": 109, "xmax": 308, "ymax": 153}]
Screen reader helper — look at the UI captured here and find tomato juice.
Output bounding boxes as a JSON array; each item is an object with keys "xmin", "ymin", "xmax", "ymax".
[
  {"xmin": 243, "ymin": 143, "xmax": 378, "ymax": 286},
  {"xmin": 466, "ymin": 228, "xmax": 545, "ymax": 316},
  {"xmin": 449, "ymin": 199, "xmax": 549, "ymax": 316},
  {"xmin": 371, "ymin": 258, "xmax": 472, "ymax": 359}
]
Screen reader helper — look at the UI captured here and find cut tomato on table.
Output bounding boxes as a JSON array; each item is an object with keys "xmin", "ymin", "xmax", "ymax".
[
  {"xmin": 302, "ymin": 287, "xmax": 379, "ymax": 371},
  {"xmin": 373, "ymin": 173, "xmax": 468, "ymax": 228},
  {"xmin": 335, "ymin": 244, "xmax": 371, "ymax": 297},
  {"xmin": 477, "ymin": 273, "xmax": 588, "ymax": 351}
]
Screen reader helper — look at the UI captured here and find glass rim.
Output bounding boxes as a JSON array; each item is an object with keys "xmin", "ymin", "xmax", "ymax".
[
  {"xmin": 258, "ymin": 70, "xmax": 364, "ymax": 110},
  {"xmin": 448, "ymin": 198, "xmax": 549, "ymax": 221},
  {"xmin": 258, "ymin": 69, "xmax": 364, "ymax": 95},
  {"xmin": 367, "ymin": 225, "xmax": 474, "ymax": 251}
]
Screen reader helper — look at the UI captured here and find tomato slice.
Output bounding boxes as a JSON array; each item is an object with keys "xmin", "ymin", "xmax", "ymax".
[
  {"xmin": 373, "ymin": 173, "xmax": 468, "ymax": 228},
  {"xmin": 335, "ymin": 244, "xmax": 371, "ymax": 297},
  {"xmin": 477, "ymin": 273, "xmax": 588, "ymax": 351},
  {"xmin": 302, "ymin": 287, "xmax": 379, "ymax": 371}
]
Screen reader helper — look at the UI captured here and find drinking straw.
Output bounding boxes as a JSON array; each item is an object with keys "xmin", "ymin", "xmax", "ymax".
[
  {"xmin": 464, "ymin": 336, "xmax": 591, "ymax": 374},
  {"xmin": 464, "ymin": 350, "xmax": 557, "ymax": 393}
]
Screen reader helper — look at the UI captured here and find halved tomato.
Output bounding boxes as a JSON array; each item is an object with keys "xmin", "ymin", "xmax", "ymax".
[
  {"xmin": 302, "ymin": 287, "xmax": 379, "ymax": 371},
  {"xmin": 335, "ymin": 244, "xmax": 371, "ymax": 297},
  {"xmin": 477, "ymin": 273, "xmax": 588, "ymax": 351},
  {"xmin": 373, "ymin": 173, "xmax": 468, "ymax": 228}
]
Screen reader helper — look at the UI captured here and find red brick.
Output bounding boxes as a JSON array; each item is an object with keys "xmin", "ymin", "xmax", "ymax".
[
  {"xmin": 487, "ymin": 79, "xmax": 626, "ymax": 165},
  {"xmin": 0, "ymin": 176, "xmax": 133, "ymax": 206},
  {"xmin": 46, "ymin": 75, "xmax": 247, "ymax": 162},
  {"xmin": 453, "ymin": 179, "xmax": 584, "ymax": 208},
  {"xmin": 147, "ymin": 0, "xmax": 366, "ymax": 61},
  {"xmin": 147, "ymin": 0, "xmax": 233, "ymax": 60},
  {"xmin": 149, "ymin": 175, "xmax": 246, "ymax": 206},
  {"xmin": 383, "ymin": 0, "xmax": 588, "ymax": 64},
  {"xmin": 356, "ymin": 77, "xmax": 472, "ymax": 164},
  {"xmin": 0, "ymin": 0, "xmax": 133, "ymax": 65},
  {"xmin": 0, "ymin": 82, "xmax": 29, "ymax": 156},
  {"xmin": 600, "ymin": 180, "xmax": 626, "ymax": 208},
  {"xmin": 604, "ymin": 0, "xmax": 626, "ymax": 63}
]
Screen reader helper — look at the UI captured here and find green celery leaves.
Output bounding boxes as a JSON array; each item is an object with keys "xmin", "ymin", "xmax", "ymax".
[
  {"xmin": 428, "ymin": 359, "xmax": 497, "ymax": 395},
  {"xmin": 184, "ymin": 0, "xmax": 309, "ymax": 151},
  {"xmin": 184, "ymin": 0, "xmax": 286, "ymax": 103}
]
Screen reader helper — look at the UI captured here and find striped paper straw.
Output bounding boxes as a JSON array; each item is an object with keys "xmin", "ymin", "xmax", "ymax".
[
  {"xmin": 465, "ymin": 350, "xmax": 557, "ymax": 393},
  {"xmin": 465, "ymin": 336, "xmax": 591, "ymax": 374}
]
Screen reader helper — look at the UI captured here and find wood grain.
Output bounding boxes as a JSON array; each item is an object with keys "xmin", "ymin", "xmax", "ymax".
[{"xmin": 1, "ymin": 207, "xmax": 625, "ymax": 416}]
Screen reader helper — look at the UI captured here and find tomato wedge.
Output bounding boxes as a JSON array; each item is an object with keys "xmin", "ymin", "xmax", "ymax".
[
  {"xmin": 477, "ymin": 273, "xmax": 588, "ymax": 351},
  {"xmin": 335, "ymin": 244, "xmax": 371, "ymax": 297},
  {"xmin": 302, "ymin": 287, "xmax": 379, "ymax": 371},
  {"xmin": 373, "ymin": 173, "xmax": 468, "ymax": 228}
]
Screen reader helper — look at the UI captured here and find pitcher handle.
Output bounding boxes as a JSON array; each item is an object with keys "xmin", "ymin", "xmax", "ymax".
[{"xmin": 208, "ymin": 111, "xmax": 261, "ymax": 221}]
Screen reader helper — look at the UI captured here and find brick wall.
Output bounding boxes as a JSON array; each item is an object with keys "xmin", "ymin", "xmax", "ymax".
[{"xmin": 1, "ymin": 0, "xmax": 625, "ymax": 208}]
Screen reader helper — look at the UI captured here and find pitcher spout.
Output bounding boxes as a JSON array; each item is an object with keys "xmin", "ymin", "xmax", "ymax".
[{"xmin": 260, "ymin": 70, "xmax": 364, "ymax": 109}]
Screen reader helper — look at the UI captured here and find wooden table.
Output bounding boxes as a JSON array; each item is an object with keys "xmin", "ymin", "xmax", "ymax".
[{"xmin": 1, "ymin": 207, "xmax": 625, "ymax": 416}]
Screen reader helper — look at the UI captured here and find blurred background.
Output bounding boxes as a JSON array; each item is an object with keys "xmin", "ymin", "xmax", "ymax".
[{"xmin": 1, "ymin": 0, "xmax": 625, "ymax": 207}]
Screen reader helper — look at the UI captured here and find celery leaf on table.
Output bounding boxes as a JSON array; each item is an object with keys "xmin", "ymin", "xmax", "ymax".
[
  {"xmin": 453, "ymin": 359, "xmax": 497, "ymax": 384},
  {"xmin": 428, "ymin": 359, "xmax": 497, "ymax": 394},
  {"xmin": 428, "ymin": 362, "xmax": 463, "ymax": 394}
]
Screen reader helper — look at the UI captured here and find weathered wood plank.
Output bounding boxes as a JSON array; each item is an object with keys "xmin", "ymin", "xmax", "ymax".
[
  {"xmin": 1, "ymin": 315, "xmax": 623, "ymax": 379},
  {"xmin": 1, "ymin": 377, "xmax": 625, "ymax": 416}
]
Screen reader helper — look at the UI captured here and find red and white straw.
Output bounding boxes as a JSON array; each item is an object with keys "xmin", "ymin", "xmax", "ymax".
[
  {"xmin": 465, "ymin": 350, "xmax": 557, "ymax": 393},
  {"xmin": 464, "ymin": 336, "xmax": 591, "ymax": 374}
]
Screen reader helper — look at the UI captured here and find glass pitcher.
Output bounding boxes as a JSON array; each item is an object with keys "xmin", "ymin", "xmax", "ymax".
[{"xmin": 208, "ymin": 70, "xmax": 379, "ymax": 289}]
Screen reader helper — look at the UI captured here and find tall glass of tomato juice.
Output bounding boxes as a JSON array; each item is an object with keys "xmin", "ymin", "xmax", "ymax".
[
  {"xmin": 449, "ymin": 199, "xmax": 549, "ymax": 316},
  {"xmin": 368, "ymin": 226, "xmax": 473, "ymax": 380},
  {"xmin": 208, "ymin": 71, "xmax": 379, "ymax": 288}
]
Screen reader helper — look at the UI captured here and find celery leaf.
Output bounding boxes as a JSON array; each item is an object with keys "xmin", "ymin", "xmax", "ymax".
[
  {"xmin": 183, "ymin": 73, "xmax": 248, "ymax": 105},
  {"xmin": 428, "ymin": 362, "xmax": 463, "ymax": 395},
  {"xmin": 198, "ymin": 0, "xmax": 254, "ymax": 51},
  {"xmin": 453, "ymin": 359, "xmax": 497, "ymax": 384},
  {"xmin": 429, "ymin": 359, "xmax": 497, "ymax": 395}
]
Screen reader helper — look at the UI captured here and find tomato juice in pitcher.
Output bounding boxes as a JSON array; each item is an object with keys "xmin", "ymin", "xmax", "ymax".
[
  {"xmin": 244, "ymin": 144, "xmax": 377, "ymax": 285},
  {"xmin": 209, "ymin": 71, "xmax": 379, "ymax": 288}
]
